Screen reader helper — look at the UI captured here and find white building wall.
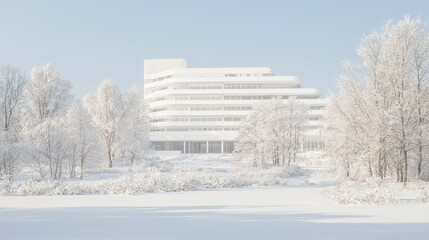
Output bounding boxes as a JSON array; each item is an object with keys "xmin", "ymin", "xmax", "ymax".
[{"xmin": 144, "ymin": 59, "xmax": 326, "ymax": 153}]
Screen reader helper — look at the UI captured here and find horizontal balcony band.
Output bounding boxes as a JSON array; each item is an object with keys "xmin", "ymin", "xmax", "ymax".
[
  {"xmin": 148, "ymin": 111, "xmax": 250, "ymax": 117},
  {"xmin": 144, "ymin": 68, "xmax": 273, "ymax": 82},
  {"xmin": 144, "ymin": 76, "xmax": 300, "ymax": 89},
  {"xmin": 149, "ymin": 131, "xmax": 238, "ymax": 141},
  {"xmin": 150, "ymin": 122, "xmax": 242, "ymax": 127},
  {"xmin": 144, "ymin": 88, "xmax": 321, "ymax": 100},
  {"xmin": 147, "ymin": 99, "xmax": 328, "ymax": 108}
]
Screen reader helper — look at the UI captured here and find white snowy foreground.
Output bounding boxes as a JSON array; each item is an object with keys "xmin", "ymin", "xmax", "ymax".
[{"xmin": 1, "ymin": 187, "xmax": 428, "ymax": 240}]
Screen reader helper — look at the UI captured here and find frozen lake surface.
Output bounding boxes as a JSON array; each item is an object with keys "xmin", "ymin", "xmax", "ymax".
[{"xmin": 1, "ymin": 187, "xmax": 428, "ymax": 240}]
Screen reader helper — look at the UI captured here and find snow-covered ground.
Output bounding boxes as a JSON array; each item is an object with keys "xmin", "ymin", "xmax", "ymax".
[
  {"xmin": 1, "ymin": 152, "xmax": 428, "ymax": 239},
  {"xmin": 1, "ymin": 187, "xmax": 428, "ymax": 240},
  {"xmin": 3, "ymin": 153, "xmax": 329, "ymax": 196}
]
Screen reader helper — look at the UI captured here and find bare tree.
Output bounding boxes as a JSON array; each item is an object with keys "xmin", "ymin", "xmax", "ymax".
[
  {"xmin": 120, "ymin": 86, "xmax": 150, "ymax": 165},
  {"xmin": 410, "ymin": 25, "xmax": 429, "ymax": 179},
  {"xmin": 27, "ymin": 118, "xmax": 69, "ymax": 179},
  {"xmin": 0, "ymin": 131, "xmax": 23, "ymax": 178},
  {"xmin": 0, "ymin": 65, "xmax": 26, "ymax": 180},
  {"xmin": 65, "ymin": 102, "xmax": 100, "ymax": 179},
  {"xmin": 0, "ymin": 65, "xmax": 26, "ymax": 132}
]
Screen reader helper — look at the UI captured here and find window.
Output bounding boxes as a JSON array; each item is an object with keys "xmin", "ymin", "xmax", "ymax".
[
  {"xmin": 208, "ymin": 142, "xmax": 222, "ymax": 153},
  {"xmin": 223, "ymin": 141, "xmax": 235, "ymax": 153},
  {"xmin": 224, "ymin": 106, "xmax": 252, "ymax": 111},
  {"xmin": 151, "ymin": 108, "xmax": 167, "ymax": 113},
  {"xmin": 309, "ymin": 117, "xmax": 323, "ymax": 121},
  {"xmin": 224, "ymin": 84, "xmax": 263, "ymax": 89},
  {"xmin": 224, "ymin": 117, "xmax": 244, "ymax": 121},
  {"xmin": 310, "ymin": 106, "xmax": 325, "ymax": 110},
  {"xmin": 190, "ymin": 85, "xmax": 222, "ymax": 89},
  {"xmin": 225, "ymin": 74, "xmax": 237, "ymax": 77}
]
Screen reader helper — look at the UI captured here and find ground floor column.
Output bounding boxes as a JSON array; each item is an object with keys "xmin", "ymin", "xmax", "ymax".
[
  {"xmin": 221, "ymin": 141, "xmax": 224, "ymax": 154},
  {"xmin": 183, "ymin": 141, "xmax": 186, "ymax": 153},
  {"xmin": 206, "ymin": 141, "xmax": 209, "ymax": 153}
]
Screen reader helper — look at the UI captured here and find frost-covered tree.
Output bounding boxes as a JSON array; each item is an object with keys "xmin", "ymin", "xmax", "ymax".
[
  {"xmin": 284, "ymin": 97, "xmax": 307, "ymax": 166},
  {"xmin": 120, "ymin": 86, "xmax": 150, "ymax": 165},
  {"xmin": 29, "ymin": 118, "xmax": 69, "ymax": 179},
  {"xmin": 327, "ymin": 16, "xmax": 429, "ymax": 183},
  {"xmin": 410, "ymin": 22, "xmax": 429, "ymax": 179},
  {"xmin": 84, "ymin": 80, "xmax": 128, "ymax": 168},
  {"xmin": 0, "ymin": 131, "xmax": 23, "ymax": 179},
  {"xmin": 65, "ymin": 102, "xmax": 100, "ymax": 179},
  {"xmin": 235, "ymin": 97, "xmax": 307, "ymax": 167},
  {"xmin": 0, "ymin": 65, "xmax": 26, "ymax": 132},
  {"xmin": 22, "ymin": 64, "xmax": 72, "ymax": 126},
  {"xmin": 234, "ymin": 102, "xmax": 266, "ymax": 167},
  {"xmin": 0, "ymin": 65, "xmax": 26, "ymax": 179},
  {"xmin": 21, "ymin": 64, "xmax": 74, "ymax": 179}
]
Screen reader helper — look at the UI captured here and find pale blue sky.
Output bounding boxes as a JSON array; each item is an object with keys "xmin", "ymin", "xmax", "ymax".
[{"xmin": 0, "ymin": 0, "xmax": 428, "ymax": 98}]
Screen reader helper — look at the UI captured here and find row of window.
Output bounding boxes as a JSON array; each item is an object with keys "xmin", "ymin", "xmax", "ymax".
[
  {"xmin": 151, "ymin": 106, "xmax": 325, "ymax": 113},
  {"xmin": 148, "ymin": 72, "xmax": 272, "ymax": 83},
  {"xmin": 152, "ymin": 96, "xmax": 324, "ymax": 104},
  {"xmin": 174, "ymin": 96, "xmax": 223, "ymax": 101},
  {"xmin": 189, "ymin": 85, "xmax": 223, "ymax": 89},
  {"xmin": 151, "ymin": 97, "xmax": 167, "ymax": 102},
  {"xmin": 225, "ymin": 73, "xmax": 271, "ymax": 77},
  {"xmin": 150, "ymin": 116, "xmax": 245, "ymax": 123},
  {"xmin": 151, "ymin": 127, "xmax": 240, "ymax": 132},
  {"xmin": 303, "ymin": 140, "xmax": 325, "ymax": 150},
  {"xmin": 224, "ymin": 106, "xmax": 253, "ymax": 111},
  {"xmin": 151, "ymin": 106, "xmax": 252, "ymax": 112},
  {"xmin": 161, "ymin": 106, "xmax": 225, "ymax": 111},
  {"xmin": 188, "ymin": 106, "xmax": 223, "ymax": 111},
  {"xmin": 167, "ymin": 84, "xmax": 290, "ymax": 90},
  {"xmin": 223, "ymin": 95, "xmax": 282, "ymax": 100},
  {"xmin": 310, "ymin": 106, "xmax": 325, "ymax": 110},
  {"xmin": 225, "ymin": 84, "xmax": 262, "ymax": 89},
  {"xmin": 224, "ymin": 84, "xmax": 290, "ymax": 89},
  {"xmin": 149, "ymin": 84, "xmax": 295, "ymax": 94},
  {"xmin": 224, "ymin": 117, "xmax": 245, "ymax": 121},
  {"xmin": 150, "ymin": 116, "xmax": 322, "ymax": 123},
  {"xmin": 151, "ymin": 75, "xmax": 173, "ymax": 83},
  {"xmin": 309, "ymin": 117, "xmax": 324, "ymax": 121},
  {"xmin": 151, "ymin": 141, "xmax": 235, "ymax": 153}
]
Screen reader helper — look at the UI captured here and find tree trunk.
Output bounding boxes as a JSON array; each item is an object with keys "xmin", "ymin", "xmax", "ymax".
[
  {"xmin": 404, "ymin": 150, "xmax": 408, "ymax": 183},
  {"xmin": 80, "ymin": 158, "xmax": 84, "ymax": 180},
  {"xmin": 417, "ymin": 136, "xmax": 423, "ymax": 179},
  {"xmin": 108, "ymin": 147, "xmax": 113, "ymax": 168},
  {"xmin": 368, "ymin": 158, "xmax": 373, "ymax": 177}
]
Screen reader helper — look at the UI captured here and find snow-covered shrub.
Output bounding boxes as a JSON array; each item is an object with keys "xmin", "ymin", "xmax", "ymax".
[
  {"xmin": 418, "ymin": 188, "xmax": 429, "ymax": 203},
  {"xmin": 0, "ymin": 175, "xmax": 12, "ymax": 196},
  {"xmin": 234, "ymin": 167, "xmax": 299, "ymax": 187},
  {"xmin": 323, "ymin": 179, "xmax": 398, "ymax": 204},
  {"xmin": 3, "ymin": 163, "xmax": 305, "ymax": 196},
  {"xmin": 14, "ymin": 179, "xmax": 56, "ymax": 196}
]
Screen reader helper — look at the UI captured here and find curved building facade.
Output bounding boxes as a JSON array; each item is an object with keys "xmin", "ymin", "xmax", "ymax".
[{"xmin": 144, "ymin": 59, "xmax": 326, "ymax": 153}]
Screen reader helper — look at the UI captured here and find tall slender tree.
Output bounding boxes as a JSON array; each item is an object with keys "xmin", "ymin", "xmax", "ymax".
[{"xmin": 84, "ymin": 80, "xmax": 127, "ymax": 168}]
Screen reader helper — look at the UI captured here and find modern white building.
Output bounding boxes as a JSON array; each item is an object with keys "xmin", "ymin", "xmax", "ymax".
[{"xmin": 144, "ymin": 59, "xmax": 326, "ymax": 154}]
